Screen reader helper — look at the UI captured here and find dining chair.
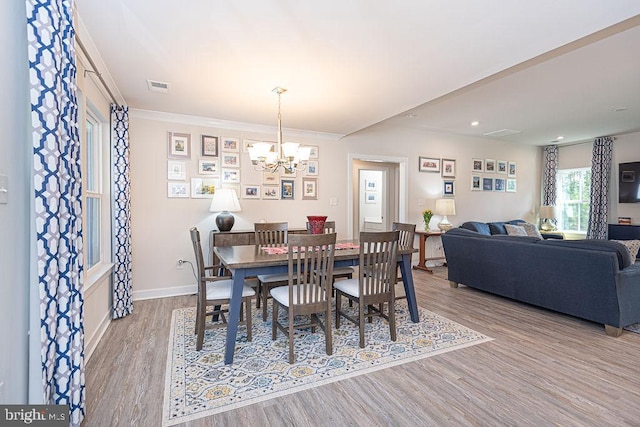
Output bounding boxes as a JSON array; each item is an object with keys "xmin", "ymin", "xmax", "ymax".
[
  {"xmin": 190, "ymin": 227, "xmax": 254, "ymax": 351},
  {"xmin": 392, "ymin": 221, "xmax": 416, "ymax": 301},
  {"xmin": 255, "ymin": 222, "xmax": 290, "ymax": 321},
  {"xmin": 271, "ymin": 232, "xmax": 336, "ymax": 363},
  {"xmin": 306, "ymin": 220, "xmax": 354, "ymax": 282},
  {"xmin": 334, "ymin": 230, "xmax": 399, "ymax": 348}
]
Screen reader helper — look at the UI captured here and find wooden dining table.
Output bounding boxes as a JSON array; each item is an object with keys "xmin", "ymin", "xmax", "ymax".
[{"xmin": 214, "ymin": 239, "xmax": 419, "ymax": 364}]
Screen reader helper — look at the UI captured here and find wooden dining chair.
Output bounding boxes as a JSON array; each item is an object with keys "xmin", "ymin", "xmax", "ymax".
[
  {"xmin": 271, "ymin": 232, "xmax": 336, "ymax": 363},
  {"xmin": 255, "ymin": 222, "xmax": 290, "ymax": 321},
  {"xmin": 306, "ymin": 220, "xmax": 354, "ymax": 282},
  {"xmin": 190, "ymin": 227, "xmax": 254, "ymax": 351},
  {"xmin": 392, "ymin": 221, "xmax": 416, "ymax": 301},
  {"xmin": 334, "ymin": 230, "xmax": 399, "ymax": 348}
]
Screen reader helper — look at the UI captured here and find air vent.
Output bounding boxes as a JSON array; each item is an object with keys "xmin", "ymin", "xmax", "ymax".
[
  {"xmin": 482, "ymin": 129, "xmax": 521, "ymax": 137},
  {"xmin": 146, "ymin": 79, "xmax": 170, "ymax": 93}
]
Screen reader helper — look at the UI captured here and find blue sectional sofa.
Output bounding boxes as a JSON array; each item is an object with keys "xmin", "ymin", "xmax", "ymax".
[{"xmin": 441, "ymin": 226, "xmax": 640, "ymax": 336}]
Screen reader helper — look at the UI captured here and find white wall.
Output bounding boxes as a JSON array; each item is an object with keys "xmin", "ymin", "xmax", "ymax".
[{"xmin": 0, "ymin": 1, "xmax": 30, "ymax": 403}]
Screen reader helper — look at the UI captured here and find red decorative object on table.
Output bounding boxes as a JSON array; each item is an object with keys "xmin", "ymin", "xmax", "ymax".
[{"xmin": 307, "ymin": 215, "xmax": 328, "ymax": 234}]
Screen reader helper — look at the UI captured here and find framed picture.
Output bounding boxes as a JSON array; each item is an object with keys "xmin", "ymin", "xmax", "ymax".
[
  {"xmin": 471, "ymin": 174, "xmax": 482, "ymax": 191},
  {"xmin": 201, "ymin": 135, "xmax": 218, "ymax": 157},
  {"xmin": 497, "ymin": 160, "xmax": 508, "ymax": 174},
  {"xmin": 167, "ymin": 160, "xmax": 186, "ymax": 180},
  {"xmin": 472, "ymin": 158, "xmax": 484, "ymax": 173},
  {"xmin": 198, "ymin": 159, "xmax": 219, "ymax": 175},
  {"xmin": 306, "ymin": 145, "xmax": 319, "ymax": 159},
  {"xmin": 242, "ymin": 139, "xmax": 259, "ymax": 153},
  {"xmin": 365, "ymin": 179, "xmax": 377, "ymax": 191},
  {"xmin": 506, "ymin": 178, "xmax": 517, "ymax": 192},
  {"xmin": 242, "ymin": 184, "xmax": 261, "ymax": 199},
  {"xmin": 221, "ymin": 168, "xmax": 241, "ymax": 184},
  {"xmin": 190, "ymin": 178, "xmax": 218, "ymax": 198},
  {"xmin": 221, "ymin": 153, "xmax": 240, "ymax": 168},
  {"xmin": 443, "ymin": 180, "xmax": 455, "ymax": 196},
  {"xmin": 263, "ymin": 170, "xmax": 280, "ymax": 185},
  {"xmin": 168, "ymin": 132, "xmax": 191, "ymax": 159},
  {"xmin": 508, "ymin": 162, "xmax": 517, "ymax": 177},
  {"xmin": 482, "ymin": 177, "xmax": 494, "ymax": 191},
  {"xmin": 167, "ymin": 182, "xmax": 189, "ymax": 198},
  {"xmin": 262, "ymin": 185, "xmax": 279, "ymax": 200},
  {"xmin": 442, "ymin": 159, "xmax": 456, "ymax": 178},
  {"xmin": 306, "ymin": 160, "xmax": 319, "ymax": 176},
  {"xmin": 221, "ymin": 137, "xmax": 240, "ymax": 152},
  {"xmin": 282, "ymin": 167, "xmax": 297, "ymax": 178},
  {"xmin": 485, "ymin": 159, "xmax": 496, "ymax": 173},
  {"xmin": 365, "ymin": 191, "xmax": 377, "ymax": 203},
  {"xmin": 281, "ymin": 179, "xmax": 295, "ymax": 200},
  {"xmin": 302, "ymin": 177, "xmax": 318, "ymax": 200},
  {"xmin": 419, "ymin": 156, "xmax": 440, "ymax": 173},
  {"xmin": 494, "ymin": 178, "xmax": 506, "ymax": 192}
]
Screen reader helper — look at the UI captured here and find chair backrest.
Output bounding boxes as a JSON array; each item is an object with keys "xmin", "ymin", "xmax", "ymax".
[
  {"xmin": 358, "ymin": 230, "xmax": 399, "ymax": 296},
  {"xmin": 392, "ymin": 222, "xmax": 416, "ymax": 249},
  {"xmin": 306, "ymin": 220, "xmax": 336, "ymax": 234},
  {"xmin": 189, "ymin": 227, "xmax": 207, "ymax": 294},
  {"xmin": 287, "ymin": 233, "xmax": 336, "ymax": 305},
  {"xmin": 255, "ymin": 222, "xmax": 288, "ymax": 245}
]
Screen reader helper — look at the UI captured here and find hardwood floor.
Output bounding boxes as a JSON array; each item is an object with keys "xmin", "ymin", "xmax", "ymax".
[{"xmin": 83, "ymin": 267, "xmax": 640, "ymax": 426}]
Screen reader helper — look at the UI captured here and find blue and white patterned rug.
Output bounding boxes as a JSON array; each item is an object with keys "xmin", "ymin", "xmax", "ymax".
[
  {"xmin": 162, "ymin": 304, "xmax": 492, "ymax": 426},
  {"xmin": 625, "ymin": 323, "xmax": 640, "ymax": 334}
]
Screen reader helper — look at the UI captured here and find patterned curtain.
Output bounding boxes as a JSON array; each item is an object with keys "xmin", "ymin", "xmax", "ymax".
[
  {"xmin": 111, "ymin": 105, "xmax": 134, "ymax": 319},
  {"xmin": 542, "ymin": 145, "xmax": 558, "ymax": 206},
  {"xmin": 27, "ymin": 0, "xmax": 85, "ymax": 425},
  {"xmin": 587, "ymin": 136, "xmax": 614, "ymax": 239}
]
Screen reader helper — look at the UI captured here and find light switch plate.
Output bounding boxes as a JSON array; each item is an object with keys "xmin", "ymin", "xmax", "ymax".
[
  {"xmin": 329, "ymin": 197, "xmax": 337, "ymax": 206},
  {"xmin": 0, "ymin": 175, "xmax": 8, "ymax": 204}
]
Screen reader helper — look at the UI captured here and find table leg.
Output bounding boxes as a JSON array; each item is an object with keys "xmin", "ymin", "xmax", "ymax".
[
  {"xmin": 224, "ymin": 269, "xmax": 246, "ymax": 365},
  {"xmin": 412, "ymin": 233, "xmax": 433, "ymax": 273},
  {"xmin": 399, "ymin": 254, "xmax": 419, "ymax": 323}
]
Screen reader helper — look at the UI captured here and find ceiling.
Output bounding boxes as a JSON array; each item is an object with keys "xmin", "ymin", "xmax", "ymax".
[{"xmin": 76, "ymin": 1, "xmax": 640, "ymax": 145}]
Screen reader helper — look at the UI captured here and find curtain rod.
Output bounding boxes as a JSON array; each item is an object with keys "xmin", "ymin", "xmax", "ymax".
[{"xmin": 76, "ymin": 35, "xmax": 119, "ymax": 106}]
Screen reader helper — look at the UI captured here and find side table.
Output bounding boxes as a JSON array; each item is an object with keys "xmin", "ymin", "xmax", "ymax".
[{"xmin": 413, "ymin": 230, "xmax": 446, "ymax": 273}]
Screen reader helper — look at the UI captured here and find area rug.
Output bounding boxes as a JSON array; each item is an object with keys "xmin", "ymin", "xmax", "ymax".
[
  {"xmin": 625, "ymin": 323, "xmax": 640, "ymax": 334},
  {"xmin": 162, "ymin": 304, "xmax": 492, "ymax": 426}
]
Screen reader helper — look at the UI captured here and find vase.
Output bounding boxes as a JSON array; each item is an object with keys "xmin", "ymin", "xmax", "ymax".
[
  {"xmin": 307, "ymin": 215, "xmax": 328, "ymax": 234},
  {"xmin": 424, "ymin": 218, "xmax": 432, "ymax": 231}
]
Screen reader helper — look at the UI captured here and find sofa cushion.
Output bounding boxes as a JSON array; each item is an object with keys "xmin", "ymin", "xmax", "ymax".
[
  {"xmin": 539, "ymin": 239, "xmax": 632, "ymax": 269},
  {"xmin": 612, "ymin": 239, "xmax": 640, "ymax": 263},
  {"xmin": 505, "ymin": 224, "xmax": 528, "ymax": 236},
  {"xmin": 460, "ymin": 221, "xmax": 491, "ymax": 235},
  {"xmin": 488, "ymin": 222, "xmax": 508, "ymax": 235},
  {"xmin": 517, "ymin": 222, "xmax": 543, "ymax": 240},
  {"xmin": 491, "ymin": 234, "xmax": 543, "ymax": 244}
]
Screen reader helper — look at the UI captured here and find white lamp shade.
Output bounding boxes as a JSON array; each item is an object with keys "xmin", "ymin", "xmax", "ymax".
[
  {"xmin": 248, "ymin": 142, "xmax": 272, "ymax": 161},
  {"xmin": 539, "ymin": 205, "xmax": 558, "ymax": 219},
  {"xmin": 435, "ymin": 198, "xmax": 456, "ymax": 216},
  {"xmin": 281, "ymin": 142, "xmax": 299, "ymax": 158},
  {"xmin": 209, "ymin": 189, "xmax": 241, "ymax": 213}
]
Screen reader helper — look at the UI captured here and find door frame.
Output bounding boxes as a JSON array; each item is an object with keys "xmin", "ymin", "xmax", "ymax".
[{"xmin": 347, "ymin": 153, "xmax": 408, "ymax": 239}]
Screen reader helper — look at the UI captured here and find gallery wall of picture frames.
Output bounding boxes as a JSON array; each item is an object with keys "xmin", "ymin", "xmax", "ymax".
[{"xmin": 166, "ymin": 131, "xmax": 321, "ymax": 200}]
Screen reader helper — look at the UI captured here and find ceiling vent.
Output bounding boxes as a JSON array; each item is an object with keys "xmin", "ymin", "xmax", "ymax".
[
  {"xmin": 146, "ymin": 79, "xmax": 170, "ymax": 93},
  {"xmin": 482, "ymin": 129, "xmax": 521, "ymax": 137}
]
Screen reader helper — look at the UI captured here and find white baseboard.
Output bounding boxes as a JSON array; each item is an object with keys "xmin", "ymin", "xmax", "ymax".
[
  {"xmin": 84, "ymin": 308, "xmax": 111, "ymax": 362},
  {"xmin": 132, "ymin": 284, "xmax": 197, "ymax": 301}
]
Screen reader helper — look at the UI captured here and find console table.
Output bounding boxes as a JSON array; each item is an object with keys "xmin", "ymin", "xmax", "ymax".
[
  {"xmin": 413, "ymin": 230, "xmax": 446, "ymax": 273},
  {"xmin": 209, "ymin": 228, "xmax": 306, "ymax": 266}
]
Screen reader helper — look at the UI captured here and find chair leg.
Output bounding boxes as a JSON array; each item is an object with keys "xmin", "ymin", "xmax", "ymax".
[
  {"xmin": 196, "ymin": 301, "xmax": 205, "ymax": 351},
  {"xmin": 256, "ymin": 281, "xmax": 262, "ymax": 308},
  {"xmin": 325, "ymin": 302, "xmax": 333, "ymax": 356},
  {"xmin": 246, "ymin": 297, "xmax": 252, "ymax": 342},
  {"xmin": 335, "ymin": 292, "xmax": 341, "ymax": 329},
  {"xmin": 288, "ymin": 307, "xmax": 295, "ymax": 364},
  {"xmin": 272, "ymin": 299, "xmax": 278, "ymax": 341},
  {"xmin": 389, "ymin": 299, "xmax": 396, "ymax": 342},
  {"xmin": 262, "ymin": 284, "xmax": 270, "ymax": 321},
  {"xmin": 358, "ymin": 301, "xmax": 365, "ymax": 348}
]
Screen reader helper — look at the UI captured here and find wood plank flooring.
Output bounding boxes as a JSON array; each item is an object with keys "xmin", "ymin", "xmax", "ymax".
[{"xmin": 83, "ymin": 267, "xmax": 640, "ymax": 426}]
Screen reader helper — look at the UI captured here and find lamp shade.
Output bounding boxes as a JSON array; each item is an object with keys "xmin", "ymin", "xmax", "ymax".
[
  {"xmin": 539, "ymin": 205, "xmax": 558, "ymax": 219},
  {"xmin": 435, "ymin": 198, "xmax": 456, "ymax": 216},
  {"xmin": 209, "ymin": 189, "xmax": 241, "ymax": 213}
]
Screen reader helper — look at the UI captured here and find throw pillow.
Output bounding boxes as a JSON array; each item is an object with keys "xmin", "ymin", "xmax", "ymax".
[
  {"xmin": 612, "ymin": 240, "xmax": 640, "ymax": 263},
  {"xmin": 517, "ymin": 222, "xmax": 543, "ymax": 240},
  {"xmin": 504, "ymin": 224, "xmax": 527, "ymax": 236}
]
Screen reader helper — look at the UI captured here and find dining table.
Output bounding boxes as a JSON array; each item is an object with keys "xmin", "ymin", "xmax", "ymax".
[{"xmin": 214, "ymin": 239, "xmax": 419, "ymax": 364}]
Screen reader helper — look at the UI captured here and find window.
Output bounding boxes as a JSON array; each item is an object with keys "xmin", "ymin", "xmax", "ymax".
[
  {"xmin": 556, "ymin": 168, "xmax": 591, "ymax": 233},
  {"xmin": 85, "ymin": 108, "xmax": 102, "ymax": 269}
]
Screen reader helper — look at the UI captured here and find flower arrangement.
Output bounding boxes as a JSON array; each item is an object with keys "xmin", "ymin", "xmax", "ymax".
[{"xmin": 422, "ymin": 209, "xmax": 433, "ymax": 230}]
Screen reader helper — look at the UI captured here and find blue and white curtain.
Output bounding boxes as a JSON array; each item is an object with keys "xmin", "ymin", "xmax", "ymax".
[
  {"xmin": 542, "ymin": 145, "xmax": 558, "ymax": 206},
  {"xmin": 587, "ymin": 136, "xmax": 614, "ymax": 239},
  {"xmin": 111, "ymin": 105, "xmax": 133, "ymax": 319},
  {"xmin": 27, "ymin": 0, "xmax": 85, "ymax": 425}
]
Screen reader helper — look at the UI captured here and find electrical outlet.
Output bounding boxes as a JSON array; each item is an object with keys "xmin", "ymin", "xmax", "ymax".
[{"xmin": 177, "ymin": 259, "xmax": 184, "ymax": 269}]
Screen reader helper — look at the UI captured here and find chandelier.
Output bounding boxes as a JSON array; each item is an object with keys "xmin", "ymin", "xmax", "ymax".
[{"xmin": 248, "ymin": 87, "xmax": 311, "ymax": 173}]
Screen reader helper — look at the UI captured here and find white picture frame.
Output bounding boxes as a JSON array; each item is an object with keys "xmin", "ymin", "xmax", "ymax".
[
  {"xmin": 302, "ymin": 177, "xmax": 318, "ymax": 200},
  {"xmin": 167, "ymin": 160, "xmax": 186, "ymax": 180},
  {"xmin": 198, "ymin": 159, "xmax": 219, "ymax": 175},
  {"xmin": 221, "ymin": 168, "xmax": 241, "ymax": 184},
  {"xmin": 167, "ymin": 182, "xmax": 189, "ymax": 198},
  {"xmin": 221, "ymin": 137, "xmax": 240, "ymax": 152},
  {"xmin": 471, "ymin": 174, "xmax": 482, "ymax": 191},
  {"xmin": 494, "ymin": 177, "xmax": 506, "ymax": 192},
  {"xmin": 190, "ymin": 178, "xmax": 218, "ymax": 198},
  {"xmin": 306, "ymin": 160, "xmax": 319, "ymax": 176},
  {"xmin": 263, "ymin": 170, "xmax": 280, "ymax": 185},
  {"xmin": 497, "ymin": 160, "xmax": 508, "ymax": 174},
  {"xmin": 365, "ymin": 191, "xmax": 377, "ymax": 203},
  {"xmin": 441, "ymin": 158, "xmax": 456, "ymax": 178},
  {"xmin": 506, "ymin": 178, "xmax": 517, "ymax": 192},
  {"xmin": 262, "ymin": 185, "xmax": 279, "ymax": 200},
  {"xmin": 168, "ymin": 132, "xmax": 191, "ymax": 159},
  {"xmin": 508, "ymin": 162, "xmax": 517, "ymax": 177},
  {"xmin": 242, "ymin": 184, "xmax": 261, "ymax": 199},
  {"xmin": 221, "ymin": 153, "xmax": 240, "ymax": 168},
  {"xmin": 485, "ymin": 159, "xmax": 496, "ymax": 173},
  {"xmin": 472, "ymin": 158, "xmax": 484, "ymax": 173}
]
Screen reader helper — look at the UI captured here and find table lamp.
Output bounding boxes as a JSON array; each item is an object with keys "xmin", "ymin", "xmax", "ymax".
[
  {"xmin": 435, "ymin": 198, "xmax": 456, "ymax": 232},
  {"xmin": 209, "ymin": 188, "xmax": 241, "ymax": 232},
  {"xmin": 539, "ymin": 205, "xmax": 558, "ymax": 231}
]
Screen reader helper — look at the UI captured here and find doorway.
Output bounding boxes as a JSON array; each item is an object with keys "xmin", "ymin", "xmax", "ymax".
[{"xmin": 347, "ymin": 153, "xmax": 408, "ymax": 238}]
